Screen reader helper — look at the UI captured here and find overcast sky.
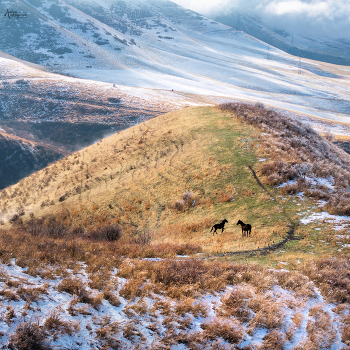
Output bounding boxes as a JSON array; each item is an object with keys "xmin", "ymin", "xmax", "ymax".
[{"xmin": 171, "ymin": 0, "xmax": 350, "ymax": 39}]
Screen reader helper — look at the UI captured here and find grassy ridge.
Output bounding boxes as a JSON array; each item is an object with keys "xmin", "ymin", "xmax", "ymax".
[
  {"xmin": 1, "ymin": 106, "xmax": 314, "ymax": 254},
  {"xmin": 0, "ymin": 106, "xmax": 349, "ymax": 349}
]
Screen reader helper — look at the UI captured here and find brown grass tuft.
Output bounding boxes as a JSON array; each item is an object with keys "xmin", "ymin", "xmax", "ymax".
[
  {"xmin": 261, "ymin": 330, "xmax": 286, "ymax": 350},
  {"xmin": 221, "ymin": 285, "xmax": 254, "ymax": 322},
  {"xmin": 58, "ymin": 277, "xmax": 102, "ymax": 308},
  {"xmin": 201, "ymin": 317, "xmax": 245, "ymax": 344},
  {"xmin": 44, "ymin": 312, "xmax": 79, "ymax": 336}
]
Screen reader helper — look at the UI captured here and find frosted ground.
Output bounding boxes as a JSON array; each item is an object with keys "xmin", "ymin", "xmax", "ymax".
[{"xmin": 0, "ymin": 259, "xmax": 347, "ymax": 349}]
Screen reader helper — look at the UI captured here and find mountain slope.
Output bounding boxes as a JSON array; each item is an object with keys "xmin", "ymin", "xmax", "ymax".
[
  {"xmin": 214, "ymin": 12, "xmax": 350, "ymax": 67},
  {"xmin": 0, "ymin": 56, "xmax": 182, "ymax": 125},
  {"xmin": 0, "ymin": 131, "xmax": 67, "ymax": 189},
  {"xmin": 1, "ymin": 0, "xmax": 350, "ymax": 127}
]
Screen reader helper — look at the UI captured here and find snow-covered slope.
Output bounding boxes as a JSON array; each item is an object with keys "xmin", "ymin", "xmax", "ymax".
[
  {"xmin": 214, "ymin": 12, "xmax": 350, "ymax": 67},
  {"xmin": 1, "ymin": 0, "xmax": 350, "ymax": 130}
]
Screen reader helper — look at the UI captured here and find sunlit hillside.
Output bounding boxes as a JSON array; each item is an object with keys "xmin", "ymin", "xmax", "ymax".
[
  {"xmin": 1, "ymin": 104, "xmax": 350, "ymax": 349},
  {"xmin": 2, "ymin": 104, "xmax": 350, "ymax": 255}
]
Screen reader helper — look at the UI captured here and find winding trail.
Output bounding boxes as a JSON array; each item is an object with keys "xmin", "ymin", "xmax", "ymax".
[
  {"xmin": 220, "ymin": 225, "xmax": 302, "ymax": 257},
  {"xmin": 212, "ymin": 165, "xmax": 303, "ymax": 257}
]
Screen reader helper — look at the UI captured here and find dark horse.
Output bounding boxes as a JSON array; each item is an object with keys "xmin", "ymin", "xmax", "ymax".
[
  {"xmin": 210, "ymin": 219, "xmax": 228, "ymax": 235},
  {"xmin": 237, "ymin": 220, "xmax": 251, "ymax": 237}
]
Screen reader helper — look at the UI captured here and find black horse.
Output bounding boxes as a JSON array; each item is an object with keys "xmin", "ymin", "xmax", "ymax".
[
  {"xmin": 237, "ymin": 220, "xmax": 251, "ymax": 237},
  {"xmin": 210, "ymin": 219, "xmax": 228, "ymax": 235}
]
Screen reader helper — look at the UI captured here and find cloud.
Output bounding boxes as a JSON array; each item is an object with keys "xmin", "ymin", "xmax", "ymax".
[
  {"xmin": 264, "ymin": 1, "xmax": 330, "ymax": 16},
  {"xmin": 171, "ymin": 0, "xmax": 350, "ymax": 39}
]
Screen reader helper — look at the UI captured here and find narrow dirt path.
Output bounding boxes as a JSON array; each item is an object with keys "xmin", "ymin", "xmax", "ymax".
[{"xmin": 221, "ymin": 225, "xmax": 302, "ymax": 257}]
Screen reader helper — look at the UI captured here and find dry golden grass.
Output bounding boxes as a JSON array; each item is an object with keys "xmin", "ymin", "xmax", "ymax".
[
  {"xmin": 0, "ymin": 106, "xmax": 297, "ymax": 256},
  {"xmin": 221, "ymin": 285, "xmax": 254, "ymax": 322},
  {"xmin": 300, "ymin": 256, "xmax": 350, "ymax": 304},
  {"xmin": 261, "ymin": 330, "xmax": 286, "ymax": 350},
  {"xmin": 174, "ymin": 298, "xmax": 207, "ymax": 318}
]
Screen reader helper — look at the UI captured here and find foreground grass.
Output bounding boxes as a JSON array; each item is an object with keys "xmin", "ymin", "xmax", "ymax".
[{"xmin": 0, "ymin": 254, "xmax": 349, "ymax": 349}]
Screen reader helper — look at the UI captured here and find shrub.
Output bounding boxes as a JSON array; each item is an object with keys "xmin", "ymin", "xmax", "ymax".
[
  {"xmin": 280, "ymin": 183, "xmax": 300, "ymax": 195},
  {"xmin": 182, "ymin": 191, "xmax": 194, "ymax": 206},
  {"xmin": 221, "ymin": 286, "xmax": 254, "ymax": 322},
  {"xmin": 217, "ymin": 191, "xmax": 232, "ymax": 202},
  {"xmin": 303, "ymin": 188, "xmax": 330, "ymax": 200},
  {"xmin": 103, "ymin": 288, "xmax": 121, "ymax": 307},
  {"xmin": 8, "ymin": 321, "xmax": 51, "ymax": 350},
  {"xmin": 58, "ymin": 277, "xmax": 102, "ymax": 308},
  {"xmin": 342, "ymin": 315, "xmax": 350, "ymax": 346},
  {"xmin": 24, "ymin": 219, "xmax": 44, "ymax": 236},
  {"xmin": 89, "ymin": 225, "xmax": 121, "ymax": 241},
  {"xmin": 44, "ymin": 312, "xmax": 78, "ymax": 336},
  {"xmin": 42, "ymin": 217, "xmax": 67, "ymax": 237},
  {"xmin": 172, "ymin": 191, "xmax": 194, "ymax": 211},
  {"xmin": 9, "ymin": 214, "xmax": 23, "ymax": 225},
  {"xmin": 130, "ymin": 229, "xmax": 152, "ymax": 244},
  {"xmin": 324, "ymin": 196, "xmax": 350, "ymax": 216},
  {"xmin": 119, "ymin": 279, "xmax": 145, "ymax": 300},
  {"xmin": 58, "ymin": 277, "xmax": 87, "ymax": 296},
  {"xmin": 174, "ymin": 200, "xmax": 184, "ymax": 211}
]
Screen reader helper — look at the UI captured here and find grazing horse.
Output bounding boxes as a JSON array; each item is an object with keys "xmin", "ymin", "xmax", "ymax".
[
  {"xmin": 210, "ymin": 219, "xmax": 228, "ymax": 235},
  {"xmin": 237, "ymin": 220, "xmax": 251, "ymax": 237}
]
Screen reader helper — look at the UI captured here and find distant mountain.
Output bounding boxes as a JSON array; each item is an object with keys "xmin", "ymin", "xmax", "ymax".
[
  {"xmin": 1, "ymin": 0, "xmax": 349, "ymax": 116},
  {"xmin": 214, "ymin": 12, "xmax": 350, "ymax": 67},
  {"xmin": 0, "ymin": 0, "xmax": 217, "ymax": 71}
]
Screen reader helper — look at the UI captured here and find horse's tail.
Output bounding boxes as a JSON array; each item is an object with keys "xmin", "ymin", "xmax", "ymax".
[{"xmin": 210, "ymin": 226, "xmax": 213, "ymax": 232}]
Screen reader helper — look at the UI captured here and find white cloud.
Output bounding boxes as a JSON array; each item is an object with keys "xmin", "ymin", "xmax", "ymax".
[
  {"xmin": 171, "ymin": 0, "xmax": 350, "ymax": 39},
  {"xmin": 264, "ymin": 1, "xmax": 330, "ymax": 16}
]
